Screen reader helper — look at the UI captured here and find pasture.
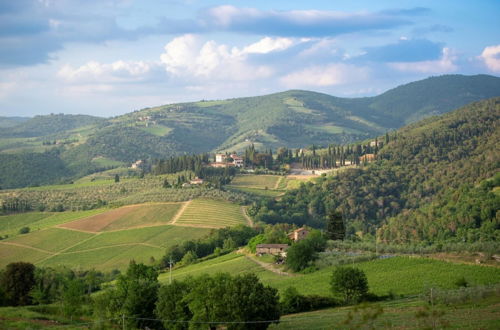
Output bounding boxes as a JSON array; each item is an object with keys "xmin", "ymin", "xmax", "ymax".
[{"xmin": 174, "ymin": 198, "xmax": 247, "ymax": 228}]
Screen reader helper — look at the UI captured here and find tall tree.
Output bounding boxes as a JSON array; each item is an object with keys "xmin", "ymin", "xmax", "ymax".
[
  {"xmin": 326, "ymin": 210, "xmax": 345, "ymax": 240},
  {"xmin": 1, "ymin": 262, "xmax": 36, "ymax": 306}
]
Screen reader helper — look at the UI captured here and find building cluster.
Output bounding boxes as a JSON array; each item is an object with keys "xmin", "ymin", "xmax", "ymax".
[
  {"xmin": 256, "ymin": 227, "xmax": 310, "ymax": 257},
  {"xmin": 210, "ymin": 153, "xmax": 244, "ymax": 168}
]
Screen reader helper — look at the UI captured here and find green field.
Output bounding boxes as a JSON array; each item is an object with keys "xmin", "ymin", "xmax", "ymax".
[
  {"xmin": 229, "ymin": 175, "xmax": 282, "ymax": 190},
  {"xmin": 174, "ymin": 198, "xmax": 247, "ymax": 228},
  {"xmin": 162, "ymin": 253, "xmax": 500, "ymax": 297},
  {"xmin": 271, "ymin": 295, "xmax": 500, "ymax": 329},
  {"xmin": 4, "ymin": 228, "xmax": 94, "ymax": 253}
]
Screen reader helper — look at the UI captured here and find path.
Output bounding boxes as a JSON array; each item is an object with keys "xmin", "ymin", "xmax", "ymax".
[
  {"xmin": 241, "ymin": 206, "xmax": 254, "ymax": 227},
  {"xmin": 241, "ymin": 251, "xmax": 295, "ymax": 276},
  {"xmin": 170, "ymin": 200, "xmax": 192, "ymax": 225},
  {"xmin": 274, "ymin": 176, "xmax": 284, "ymax": 190}
]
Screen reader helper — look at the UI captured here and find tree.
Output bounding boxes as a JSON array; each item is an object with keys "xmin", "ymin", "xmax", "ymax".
[
  {"xmin": 1, "ymin": 262, "xmax": 36, "ymax": 306},
  {"xmin": 286, "ymin": 240, "xmax": 316, "ymax": 272},
  {"xmin": 94, "ymin": 261, "xmax": 159, "ymax": 329},
  {"xmin": 326, "ymin": 210, "xmax": 345, "ymax": 240},
  {"xmin": 330, "ymin": 267, "xmax": 368, "ymax": 304},
  {"xmin": 155, "ymin": 280, "xmax": 192, "ymax": 330},
  {"xmin": 114, "ymin": 174, "xmax": 120, "ymax": 183}
]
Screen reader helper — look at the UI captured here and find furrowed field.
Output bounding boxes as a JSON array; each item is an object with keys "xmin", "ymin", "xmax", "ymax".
[{"xmin": 174, "ymin": 198, "xmax": 248, "ymax": 228}]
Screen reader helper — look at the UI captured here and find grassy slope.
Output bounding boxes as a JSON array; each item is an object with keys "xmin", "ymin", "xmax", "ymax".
[
  {"xmin": 175, "ymin": 198, "xmax": 247, "ymax": 228},
  {"xmin": 162, "ymin": 253, "xmax": 500, "ymax": 297}
]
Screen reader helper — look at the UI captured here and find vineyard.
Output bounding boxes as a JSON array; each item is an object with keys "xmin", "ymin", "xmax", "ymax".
[{"xmin": 174, "ymin": 198, "xmax": 248, "ymax": 228}]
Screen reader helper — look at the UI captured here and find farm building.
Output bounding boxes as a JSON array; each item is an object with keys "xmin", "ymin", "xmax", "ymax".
[
  {"xmin": 359, "ymin": 153, "xmax": 376, "ymax": 163},
  {"xmin": 288, "ymin": 227, "xmax": 309, "ymax": 242},
  {"xmin": 190, "ymin": 177, "xmax": 204, "ymax": 185},
  {"xmin": 256, "ymin": 244, "xmax": 289, "ymax": 256}
]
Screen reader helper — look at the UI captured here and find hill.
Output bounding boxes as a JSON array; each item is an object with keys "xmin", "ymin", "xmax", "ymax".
[
  {"xmin": 251, "ymin": 97, "xmax": 500, "ymax": 244},
  {"xmin": 0, "ymin": 116, "xmax": 29, "ymax": 128},
  {"xmin": 1, "ymin": 74, "xmax": 499, "ymax": 188}
]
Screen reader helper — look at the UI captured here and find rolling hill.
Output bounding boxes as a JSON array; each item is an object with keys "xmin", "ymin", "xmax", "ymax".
[{"xmin": 1, "ymin": 74, "xmax": 499, "ymax": 188}]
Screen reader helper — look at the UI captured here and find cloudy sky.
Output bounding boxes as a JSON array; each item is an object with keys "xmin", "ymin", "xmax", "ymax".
[{"xmin": 1, "ymin": 0, "xmax": 499, "ymax": 117}]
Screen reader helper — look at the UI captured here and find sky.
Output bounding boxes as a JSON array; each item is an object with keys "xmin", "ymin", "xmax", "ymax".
[{"xmin": 0, "ymin": 0, "xmax": 499, "ymax": 117}]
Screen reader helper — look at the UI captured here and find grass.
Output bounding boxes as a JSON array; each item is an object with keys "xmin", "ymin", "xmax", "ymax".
[
  {"xmin": 229, "ymin": 175, "xmax": 282, "ymax": 190},
  {"xmin": 138, "ymin": 124, "xmax": 172, "ymax": 136},
  {"xmin": 0, "ymin": 244, "xmax": 51, "ymax": 268},
  {"xmin": 39, "ymin": 244, "xmax": 163, "ymax": 271},
  {"xmin": 175, "ymin": 198, "xmax": 247, "ymax": 228},
  {"xmin": 90, "ymin": 156, "xmax": 124, "ymax": 168},
  {"xmin": 270, "ymin": 295, "xmax": 500, "ymax": 329},
  {"xmin": 229, "ymin": 186, "xmax": 284, "ymax": 197},
  {"xmin": 4, "ymin": 228, "xmax": 94, "ymax": 253},
  {"xmin": 60, "ymin": 203, "xmax": 182, "ymax": 232},
  {"xmin": 0, "ymin": 213, "xmax": 51, "ymax": 236},
  {"xmin": 162, "ymin": 253, "xmax": 500, "ymax": 297},
  {"xmin": 65, "ymin": 225, "xmax": 211, "ymax": 252}
]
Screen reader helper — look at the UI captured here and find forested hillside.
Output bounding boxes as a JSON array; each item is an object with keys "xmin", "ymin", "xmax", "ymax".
[
  {"xmin": 1, "ymin": 74, "xmax": 499, "ymax": 188},
  {"xmin": 252, "ymin": 98, "xmax": 500, "ymax": 243}
]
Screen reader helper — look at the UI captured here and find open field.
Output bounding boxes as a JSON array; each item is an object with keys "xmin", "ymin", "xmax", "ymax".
[
  {"xmin": 229, "ymin": 175, "xmax": 282, "ymax": 190},
  {"xmin": 59, "ymin": 203, "xmax": 182, "ymax": 232},
  {"xmin": 271, "ymin": 295, "xmax": 500, "ymax": 329},
  {"xmin": 0, "ymin": 209, "xmax": 108, "ymax": 238},
  {"xmin": 162, "ymin": 253, "xmax": 500, "ymax": 297},
  {"xmin": 4, "ymin": 228, "xmax": 94, "ymax": 253},
  {"xmin": 174, "ymin": 198, "xmax": 247, "ymax": 228}
]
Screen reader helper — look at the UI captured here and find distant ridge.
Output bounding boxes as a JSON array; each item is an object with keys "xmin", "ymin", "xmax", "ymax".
[{"xmin": 0, "ymin": 74, "xmax": 499, "ymax": 188}]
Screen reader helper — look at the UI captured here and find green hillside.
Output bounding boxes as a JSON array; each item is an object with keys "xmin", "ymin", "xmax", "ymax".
[
  {"xmin": 251, "ymin": 97, "xmax": 500, "ymax": 244},
  {"xmin": 1, "ymin": 74, "xmax": 499, "ymax": 188},
  {"xmin": 0, "ymin": 116, "xmax": 29, "ymax": 128}
]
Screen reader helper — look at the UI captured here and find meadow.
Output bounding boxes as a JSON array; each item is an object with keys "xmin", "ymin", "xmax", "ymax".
[{"xmin": 229, "ymin": 174, "xmax": 283, "ymax": 190}]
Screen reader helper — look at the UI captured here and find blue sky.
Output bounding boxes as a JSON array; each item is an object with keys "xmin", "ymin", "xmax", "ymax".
[{"xmin": 0, "ymin": 0, "xmax": 499, "ymax": 117}]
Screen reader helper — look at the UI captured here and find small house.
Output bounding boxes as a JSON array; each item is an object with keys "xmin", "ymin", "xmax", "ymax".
[
  {"xmin": 256, "ymin": 244, "xmax": 289, "ymax": 256},
  {"xmin": 215, "ymin": 153, "xmax": 227, "ymax": 163},
  {"xmin": 288, "ymin": 227, "xmax": 309, "ymax": 242},
  {"xmin": 190, "ymin": 177, "xmax": 204, "ymax": 185}
]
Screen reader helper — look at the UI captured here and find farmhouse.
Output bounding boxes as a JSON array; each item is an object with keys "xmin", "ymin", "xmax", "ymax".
[
  {"xmin": 190, "ymin": 177, "xmax": 204, "ymax": 185},
  {"xmin": 288, "ymin": 226, "xmax": 310, "ymax": 242},
  {"xmin": 230, "ymin": 154, "xmax": 244, "ymax": 167},
  {"xmin": 131, "ymin": 160, "xmax": 144, "ymax": 169},
  {"xmin": 210, "ymin": 153, "xmax": 244, "ymax": 168},
  {"xmin": 256, "ymin": 244, "xmax": 289, "ymax": 256},
  {"xmin": 359, "ymin": 153, "xmax": 376, "ymax": 163}
]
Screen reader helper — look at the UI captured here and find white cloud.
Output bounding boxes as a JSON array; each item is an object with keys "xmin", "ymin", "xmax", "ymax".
[
  {"xmin": 480, "ymin": 45, "xmax": 500, "ymax": 72},
  {"xmin": 58, "ymin": 60, "xmax": 160, "ymax": 83},
  {"xmin": 159, "ymin": 34, "xmax": 281, "ymax": 80},
  {"xmin": 241, "ymin": 37, "xmax": 294, "ymax": 54},
  {"xmin": 280, "ymin": 63, "xmax": 369, "ymax": 88},
  {"xmin": 389, "ymin": 47, "xmax": 457, "ymax": 73}
]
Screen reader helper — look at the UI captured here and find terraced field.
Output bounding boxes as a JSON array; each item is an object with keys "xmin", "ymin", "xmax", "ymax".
[
  {"xmin": 174, "ymin": 198, "xmax": 247, "ymax": 228},
  {"xmin": 59, "ymin": 203, "xmax": 182, "ymax": 232}
]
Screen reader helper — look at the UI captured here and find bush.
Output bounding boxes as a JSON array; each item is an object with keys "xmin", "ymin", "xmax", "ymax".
[
  {"xmin": 331, "ymin": 267, "xmax": 369, "ymax": 304},
  {"xmin": 18, "ymin": 227, "xmax": 30, "ymax": 234},
  {"xmin": 280, "ymin": 286, "xmax": 337, "ymax": 314}
]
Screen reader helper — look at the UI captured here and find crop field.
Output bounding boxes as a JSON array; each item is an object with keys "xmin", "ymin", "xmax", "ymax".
[
  {"xmin": 229, "ymin": 175, "xmax": 282, "ymax": 190},
  {"xmin": 174, "ymin": 199, "xmax": 247, "ymax": 228},
  {"xmin": 271, "ymin": 295, "xmax": 500, "ymax": 329},
  {"xmin": 0, "ymin": 244, "xmax": 51, "ymax": 268},
  {"xmin": 59, "ymin": 203, "xmax": 182, "ymax": 232},
  {"xmin": 4, "ymin": 228, "xmax": 94, "ymax": 253},
  {"xmin": 39, "ymin": 244, "xmax": 163, "ymax": 271},
  {"xmin": 65, "ymin": 225, "xmax": 210, "ymax": 252},
  {"xmin": 163, "ymin": 253, "xmax": 500, "ymax": 297}
]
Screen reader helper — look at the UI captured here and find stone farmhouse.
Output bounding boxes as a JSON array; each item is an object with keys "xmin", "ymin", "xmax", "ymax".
[
  {"xmin": 256, "ymin": 244, "xmax": 289, "ymax": 256},
  {"xmin": 288, "ymin": 227, "xmax": 310, "ymax": 242}
]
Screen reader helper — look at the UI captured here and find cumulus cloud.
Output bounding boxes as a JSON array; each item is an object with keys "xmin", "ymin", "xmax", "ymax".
[
  {"xmin": 388, "ymin": 47, "xmax": 457, "ymax": 73},
  {"xmin": 480, "ymin": 45, "xmax": 500, "ymax": 72},
  {"xmin": 159, "ymin": 35, "xmax": 285, "ymax": 80},
  {"xmin": 280, "ymin": 63, "xmax": 369, "ymax": 88}
]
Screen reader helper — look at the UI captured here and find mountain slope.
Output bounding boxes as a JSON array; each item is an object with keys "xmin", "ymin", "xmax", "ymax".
[
  {"xmin": 0, "ymin": 74, "xmax": 499, "ymax": 188},
  {"xmin": 251, "ymin": 97, "xmax": 500, "ymax": 243}
]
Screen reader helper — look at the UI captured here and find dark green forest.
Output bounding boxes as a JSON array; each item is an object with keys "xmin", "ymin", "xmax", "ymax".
[{"xmin": 251, "ymin": 98, "xmax": 500, "ymax": 244}]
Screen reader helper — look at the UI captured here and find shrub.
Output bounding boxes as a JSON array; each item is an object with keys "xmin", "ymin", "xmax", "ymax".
[{"xmin": 18, "ymin": 227, "xmax": 30, "ymax": 234}]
